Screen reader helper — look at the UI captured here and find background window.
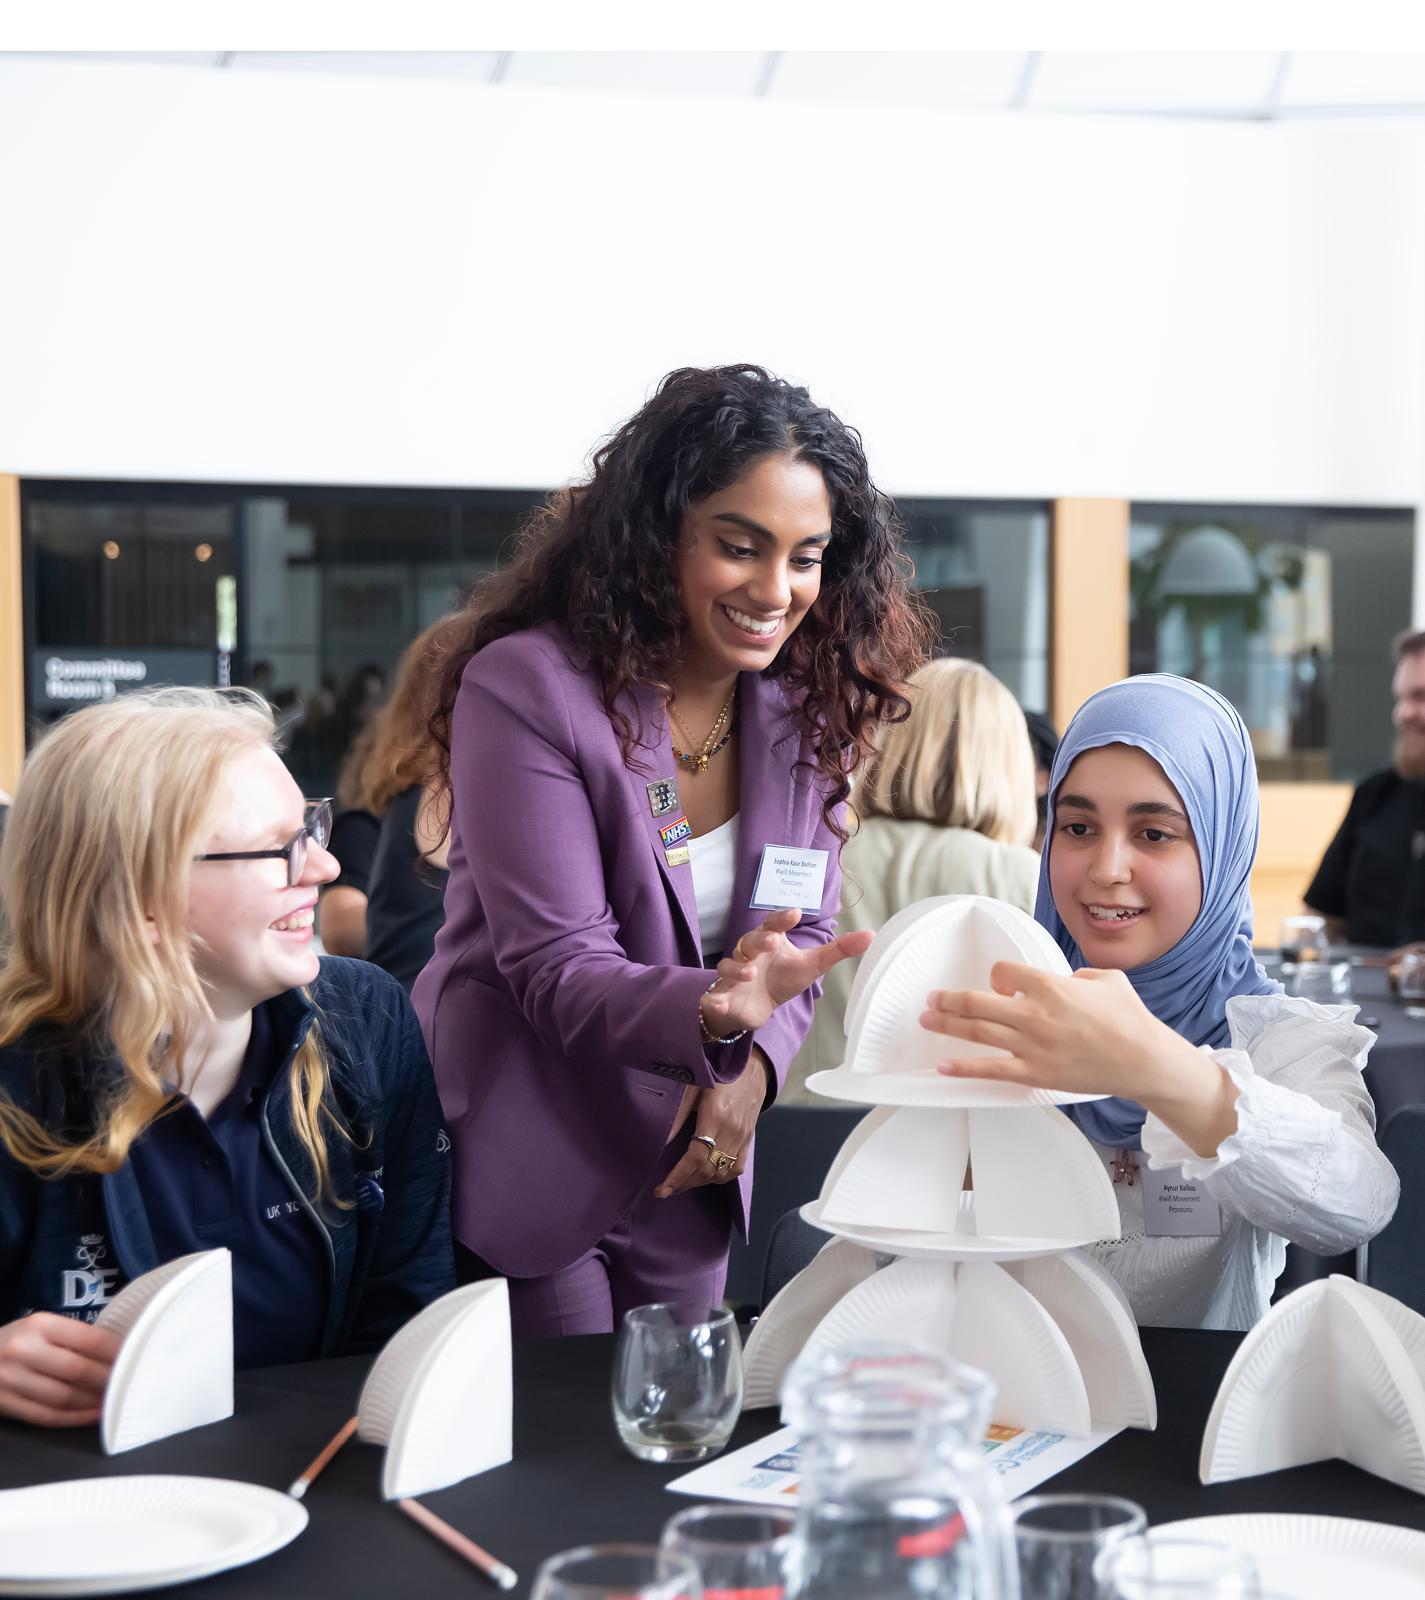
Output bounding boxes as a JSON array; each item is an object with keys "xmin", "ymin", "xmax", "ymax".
[
  {"xmin": 25, "ymin": 484, "xmax": 1056, "ymax": 798},
  {"xmin": 24, "ymin": 483, "xmax": 544, "ymax": 797},
  {"xmin": 1129, "ymin": 505, "xmax": 1415, "ymax": 783},
  {"xmin": 897, "ymin": 499, "xmax": 1051, "ymax": 715}
]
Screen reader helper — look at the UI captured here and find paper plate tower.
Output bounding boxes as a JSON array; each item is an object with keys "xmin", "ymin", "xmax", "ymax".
[{"xmin": 744, "ymin": 895, "xmax": 1158, "ymax": 1436}]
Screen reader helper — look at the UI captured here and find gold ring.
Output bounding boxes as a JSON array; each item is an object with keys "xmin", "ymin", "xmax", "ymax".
[{"xmin": 708, "ymin": 1148, "xmax": 736, "ymax": 1172}]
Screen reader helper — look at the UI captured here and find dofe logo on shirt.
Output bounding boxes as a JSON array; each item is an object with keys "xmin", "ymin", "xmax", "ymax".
[{"xmin": 60, "ymin": 1232, "xmax": 118, "ymax": 1317}]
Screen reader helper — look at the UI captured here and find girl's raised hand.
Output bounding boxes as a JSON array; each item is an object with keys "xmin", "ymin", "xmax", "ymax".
[{"xmin": 920, "ymin": 961, "xmax": 1198, "ymax": 1100}]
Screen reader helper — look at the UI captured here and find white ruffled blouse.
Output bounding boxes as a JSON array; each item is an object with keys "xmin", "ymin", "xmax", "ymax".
[{"xmin": 1086, "ymin": 993, "xmax": 1400, "ymax": 1331}]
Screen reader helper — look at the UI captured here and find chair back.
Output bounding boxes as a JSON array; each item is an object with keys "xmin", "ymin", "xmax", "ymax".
[
  {"xmin": 760, "ymin": 1206, "xmax": 834, "ymax": 1307},
  {"xmin": 724, "ymin": 1103, "xmax": 869, "ymax": 1309},
  {"xmin": 1361, "ymin": 1103, "xmax": 1425, "ymax": 1317}
]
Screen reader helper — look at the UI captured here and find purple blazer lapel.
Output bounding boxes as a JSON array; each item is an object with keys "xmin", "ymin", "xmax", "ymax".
[
  {"xmin": 619, "ymin": 673, "xmax": 805, "ymax": 963},
  {"xmin": 621, "ymin": 684, "xmax": 701, "ymax": 959}
]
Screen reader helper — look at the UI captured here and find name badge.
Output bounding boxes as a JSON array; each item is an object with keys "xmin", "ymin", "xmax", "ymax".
[
  {"xmin": 1141, "ymin": 1166, "xmax": 1222, "ymax": 1238},
  {"xmin": 750, "ymin": 844, "xmax": 828, "ymax": 914}
]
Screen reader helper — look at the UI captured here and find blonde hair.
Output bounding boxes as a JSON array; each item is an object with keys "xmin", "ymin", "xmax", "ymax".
[
  {"xmin": 0, "ymin": 687, "xmax": 347, "ymax": 1200},
  {"xmin": 855, "ymin": 657, "xmax": 1037, "ymax": 846}
]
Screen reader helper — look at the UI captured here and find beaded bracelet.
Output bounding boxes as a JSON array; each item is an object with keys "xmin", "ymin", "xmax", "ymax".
[{"xmin": 700, "ymin": 977, "xmax": 747, "ymax": 1046}]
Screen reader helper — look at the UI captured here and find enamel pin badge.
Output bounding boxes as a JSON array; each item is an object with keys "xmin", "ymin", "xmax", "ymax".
[
  {"xmin": 659, "ymin": 815, "xmax": 692, "ymax": 850},
  {"xmin": 647, "ymin": 778, "xmax": 680, "ymax": 818}
]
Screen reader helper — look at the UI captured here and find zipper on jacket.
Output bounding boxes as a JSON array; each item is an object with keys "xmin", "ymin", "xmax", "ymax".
[{"xmin": 259, "ymin": 1093, "xmax": 337, "ymax": 1316}]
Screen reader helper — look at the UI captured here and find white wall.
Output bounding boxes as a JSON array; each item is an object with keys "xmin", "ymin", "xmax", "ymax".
[{"xmin": 0, "ymin": 56, "xmax": 1422, "ymax": 509}]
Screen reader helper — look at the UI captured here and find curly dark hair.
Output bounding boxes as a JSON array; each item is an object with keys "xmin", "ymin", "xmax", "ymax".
[{"xmin": 431, "ymin": 364, "xmax": 933, "ymax": 834}]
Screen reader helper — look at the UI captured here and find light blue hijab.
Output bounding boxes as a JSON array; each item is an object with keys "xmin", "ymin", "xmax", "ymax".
[{"xmin": 1035, "ymin": 675, "xmax": 1281, "ymax": 1149}]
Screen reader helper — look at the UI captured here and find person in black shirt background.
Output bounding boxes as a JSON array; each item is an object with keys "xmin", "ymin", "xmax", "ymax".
[
  {"xmin": 320, "ymin": 614, "xmax": 457, "ymax": 989},
  {"xmin": 1305, "ymin": 629, "xmax": 1425, "ymax": 948}
]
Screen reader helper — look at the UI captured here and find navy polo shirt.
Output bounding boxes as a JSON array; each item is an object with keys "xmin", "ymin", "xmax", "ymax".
[{"xmin": 128, "ymin": 1003, "xmax": 330, "ymax": 1368}]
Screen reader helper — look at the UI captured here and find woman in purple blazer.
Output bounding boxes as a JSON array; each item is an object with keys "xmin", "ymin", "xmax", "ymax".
[{"xmin": 414, "ymin": 365, "xmax": 930, "ymax": 1335}]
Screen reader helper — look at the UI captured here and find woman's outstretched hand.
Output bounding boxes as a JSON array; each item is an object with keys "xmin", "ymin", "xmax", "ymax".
[{"xmin": 700, "ymin": 909, "xmax": 873, "ymax": 1039}]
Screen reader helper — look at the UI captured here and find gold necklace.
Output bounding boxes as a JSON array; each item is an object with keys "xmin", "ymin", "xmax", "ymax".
[{"xmin": 669, "ymin": 686, "xmax": 736, "ymax": 776}]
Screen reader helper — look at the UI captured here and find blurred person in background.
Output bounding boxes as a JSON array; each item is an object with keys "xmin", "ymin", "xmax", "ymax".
[
  {"xmin": 1306, "ymin": 629, "xmax": 1425, "ymax": 948},
  {"xmin": 361, "ymin": 617, "xmax": 461, "ymax": 991},
  {"xmin": 784, "ymin": 656, "xmax": 1040, "ymax": 1102},
  {"xmin": 318, "ymin": 726, "xmax": 381, "ymax": 958},
  {"xmin": 0, "ymin": 689, "xmax": 453, "ymax": 1427},
  {"xmin": 1024, "ymin": 709, "xmax": 1060, "ymax": 852}
]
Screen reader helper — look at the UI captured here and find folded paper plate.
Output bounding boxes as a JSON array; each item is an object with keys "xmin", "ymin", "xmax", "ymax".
[
  {"xmin": 358, "ymin": 1279, "xmax": 513, "ymax": 1500},
  {"xmin": 1007, "ymin": 1251, "xmax": 1156, "ymax": 1430},
  {"xmin": 96, "ymin": 1250, "xmax": 234, "ymax": 1455},
  {"xmin": 1200, "ymin": 1275, "xmax": 1425, "ymax": 1492},
  {"xmin": 741, "ymin": 1237, "xmax": 881, "ymax": 1410},
  {"xmin": 803, "ymin": 1195, "xmax": 1099, "ymax": 1262},
  {"xmin": 793, "ymin": 1256, "xmax": 1092, "ymax": 1436},
  {"xmin": 816, "ymin": 1105, "xmax": 1118, "ymax": 1242},
  {"xmin": 809, "ymin": 896, "xmax": 1104, "ymax": 1108}
]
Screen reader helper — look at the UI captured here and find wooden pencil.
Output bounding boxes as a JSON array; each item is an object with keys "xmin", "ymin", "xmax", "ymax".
[
  {"xmin": 287, "ymin": 1414, "xmax": 359, "ymax": 1499},
  {"xmin": 397, "ymin": 1496, "xmax": 519, "ymax": 1591}
]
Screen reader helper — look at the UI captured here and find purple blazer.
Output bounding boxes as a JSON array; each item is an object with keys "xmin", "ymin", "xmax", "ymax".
[{"xmin": 412, "ymin": 623, "xmax": 845, "ymax": 1279}]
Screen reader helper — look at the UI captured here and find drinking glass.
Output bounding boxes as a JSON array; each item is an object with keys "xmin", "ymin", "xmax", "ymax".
[
  {"xmin": 1282, "ymin": 960, "xmax": 1351, "ymax": 1003},
  {"xmin": 661, "ymin": 1505, "xmax": 796, "ymax": 1600},
  {"xmin": 1096, "ymin": 1535, "xmax": 1259, "ymax": 1599},
  {"xmin": 532, "ymin": 1544, "xmax": 701, "ymax": 1600},
  {"xmin": 613, "ymin": 1304, "xmax": 743, "ymax": 1463},
  {"xmin": 1011, "ymin": 1494, "xmax": 1146, "ymax": 1600},
  {"xmin": 1278, "ymin": 915, "xmax": 1328, "ymax": 969},
  {"xmin": 1398, "ymin": 951, "xmax": 1425, "ymax": 1020}
]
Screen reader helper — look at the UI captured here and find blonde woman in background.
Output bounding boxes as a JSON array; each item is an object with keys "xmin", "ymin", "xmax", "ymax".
[
  {"xmin": 0, "ymin": 688, "xmax": 452, "ymax": 1428},
  {"xmin": 785, "ymin": 657, "xmax": 1040, "ymax": 1101}
]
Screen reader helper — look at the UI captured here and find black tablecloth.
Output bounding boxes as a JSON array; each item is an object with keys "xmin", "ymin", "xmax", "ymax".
[
  {"xmin": 1348, "ymin": 962, "xmax": 1425, "ymax": 1122},
  {"xmin": 4, "ymin": 1328, "xmax": 1425, "ymax": 1597},
  {"xmin": 1260, "ymin": 959, "xmax": 1425, "ymax": 1294}
]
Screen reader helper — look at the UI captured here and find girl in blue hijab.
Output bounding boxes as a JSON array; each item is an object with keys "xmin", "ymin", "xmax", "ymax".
[{"xmin": 921, "ymin": 675, "xmax": 1397, "ymax": 1329}]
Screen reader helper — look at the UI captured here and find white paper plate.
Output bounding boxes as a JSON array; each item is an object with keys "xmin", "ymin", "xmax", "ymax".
[
  {"xmin": 802, "ymin": 1196, "xmax": 1099, "ymax": 1262},
  {"xmin": 806, "ymin": 1065, "xmax": 1103, "ymax": 1110},
  {"xmin": 1153, "ymin": 1514, "xmax": 1425, "ymax": 1600},
  {"xmin": 742, "ymin": 1237, "xmax": 881, "ymax": 1409},
  {"xmin": 0, "ymin": 1476, "xmax": 307, "ymax": 1596},
  {"xmin": 968, "ymin": 1107, "xmax": 1120, "ymax": 1242},
  {"xmin": 97, "ymin": 1250, "xmax": 234, "ymax": 1455},
  {"xmin": 818, "ymin": 1105, "xmax": 897, "ymax": 1201},
  {"xmin": 842, "ymin": 895, "xmax": 1072, "ymax": 1047},
  {"xmin": 948, "ymin": 1260, "xmax": 1091, "ymax": 1436},
  {"xmin": 1200, "ymin": 1279, "xmax": 1425, "ymax": 1492},
  {"xmin": 798, "ymin": 1256, "xmax": 960, "ymax": 1373},
  {"xmin": 819, "ymin": 1105, "xmax": 970, "ymax": 1233},
  {"xmin": 842, "ymin": 897, "xmax": 1076, "ymax": 1088},
  {"xmin": 358, "ymin": 1278, "xmax": 513, "ymax": 1500},
  {"xmin": 1008, "ymin": 1251, "xmax": 1157, "ymax": 1430}
]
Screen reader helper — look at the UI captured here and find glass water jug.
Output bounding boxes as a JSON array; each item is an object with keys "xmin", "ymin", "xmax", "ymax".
[{"xmin": 783, "ymin": 1344, "xmax": 1019, "ymax": 1600}]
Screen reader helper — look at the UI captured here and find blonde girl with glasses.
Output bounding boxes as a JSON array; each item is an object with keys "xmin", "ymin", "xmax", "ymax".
[{"xmin": 0, "ymin": 688, "xmax": 453, "ymax": 1428}]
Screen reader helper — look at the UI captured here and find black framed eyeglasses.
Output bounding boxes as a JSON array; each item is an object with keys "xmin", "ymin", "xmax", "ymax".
[{"xmin": 193, "ymin": 799, "xmax": 334, "ymax": 888}]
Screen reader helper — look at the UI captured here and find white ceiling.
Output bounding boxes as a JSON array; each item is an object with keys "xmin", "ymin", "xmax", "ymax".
[{"xmin": 11, "ymin": 51, "xmax": 1425, "ymax": 116}]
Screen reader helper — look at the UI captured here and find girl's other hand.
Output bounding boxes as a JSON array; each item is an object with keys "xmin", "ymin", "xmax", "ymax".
[{"xmin": 0, "ymin": 1313, "xmax": 121, "ymax": 1428}]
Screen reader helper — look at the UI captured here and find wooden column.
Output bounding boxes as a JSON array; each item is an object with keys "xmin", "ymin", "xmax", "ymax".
[
  {"xmin": 0, "ymin": 475, "xmax": 22, "ymax": 795},
  {"xmin": 1050, "ymin": 498, "xmax": 1130, "ymax": 731}
]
